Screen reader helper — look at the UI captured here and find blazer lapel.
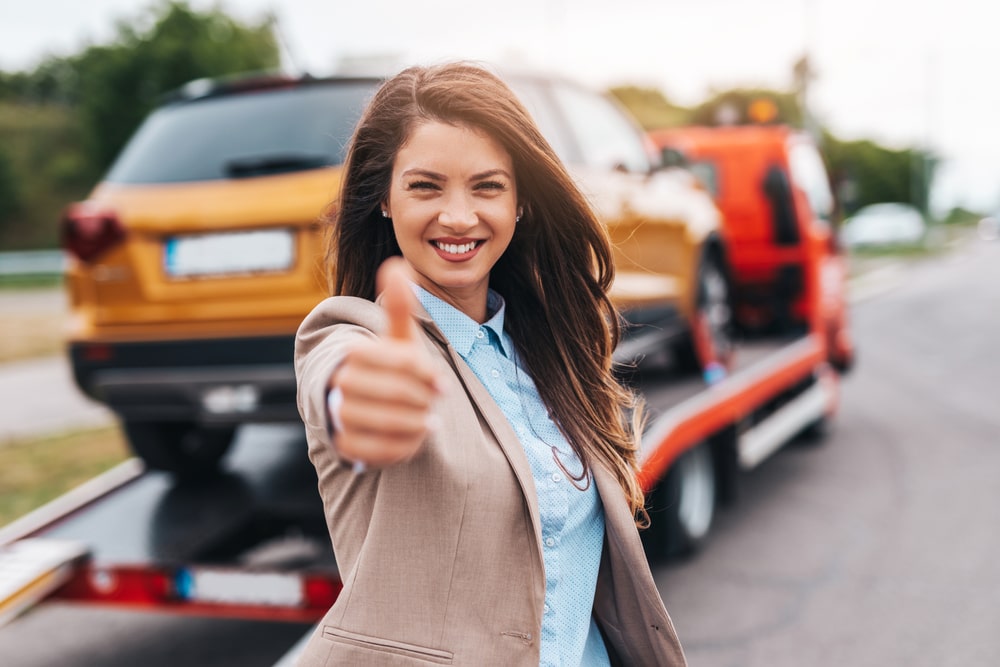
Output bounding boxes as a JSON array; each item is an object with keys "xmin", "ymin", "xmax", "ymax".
[
  {"xmin": 592, "ymin": 461, "xmax": 686, "ymax": 665},
  {"xmin": 413, "ymin": 311, "xmax": 546, "ymax": 567}
]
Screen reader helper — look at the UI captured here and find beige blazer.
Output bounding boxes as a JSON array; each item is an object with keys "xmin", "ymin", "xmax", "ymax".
[{"xmin": 294, "ymin": 296, "xmax": 687, "ymax": 666}]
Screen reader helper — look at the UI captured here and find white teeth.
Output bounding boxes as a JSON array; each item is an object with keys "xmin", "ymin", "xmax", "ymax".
[{"xmin": 436, "ymin": 241, "xmax": 476, "ymax": 255}]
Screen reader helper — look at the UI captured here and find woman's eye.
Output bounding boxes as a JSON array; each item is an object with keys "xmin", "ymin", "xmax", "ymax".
[
  {"xmin": 407, "ymin": 180, "xmax": 440, "ymax": 191},
  {"xmin": 476, "ymin": 180, "xmax": 506, "ymax": 191}
]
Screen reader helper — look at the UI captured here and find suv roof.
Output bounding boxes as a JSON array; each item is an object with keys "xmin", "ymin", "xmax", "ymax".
[
  {"xmin": 161, "ymin": 72, "xmax": 382, "ymax": 105},
  {"xmin": 105, "ymin": 75, "xmax": 382, "ymax": 185}
]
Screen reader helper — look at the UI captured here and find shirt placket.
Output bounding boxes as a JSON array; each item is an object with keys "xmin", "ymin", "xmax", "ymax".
[{"xmin": 469, "ymin": 327, "xmax": 582, "ymax": 667}]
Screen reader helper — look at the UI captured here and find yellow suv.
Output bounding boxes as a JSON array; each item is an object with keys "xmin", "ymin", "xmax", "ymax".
[{"xmin": 63, "ymin": 71, "xmax": 729, "ymax": 478}]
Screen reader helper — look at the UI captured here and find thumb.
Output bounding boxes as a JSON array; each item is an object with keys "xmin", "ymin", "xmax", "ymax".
[{"xmin": 377, "ymin": 257, "xmax": 420, "ymax": 342}]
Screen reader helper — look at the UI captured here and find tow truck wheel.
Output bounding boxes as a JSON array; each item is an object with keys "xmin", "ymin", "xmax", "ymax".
[
  {"xmin": 674, "ymin": 252, "xmax": 734, "ymax": 375},
  {"xmin": 642, "ymin": 442, "xmax": 717, "ymax": 561},
  {"xmin": 123, "ymin": 420, "xmax": 235, "ymax": 480}
]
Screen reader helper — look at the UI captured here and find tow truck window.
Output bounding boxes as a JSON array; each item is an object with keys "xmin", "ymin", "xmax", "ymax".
[
  {"xmin": 689, "ymin": 160, "xmax": 720, "ymax": 198},
  {"xmin": 788, "ymin": 141, "xmax": 834, "ymax": 224}
]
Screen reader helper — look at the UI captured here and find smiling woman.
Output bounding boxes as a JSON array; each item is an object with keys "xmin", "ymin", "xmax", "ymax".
[{"xmin": 294, "ymin": 62, "xmax": 687, "ymax": 666}]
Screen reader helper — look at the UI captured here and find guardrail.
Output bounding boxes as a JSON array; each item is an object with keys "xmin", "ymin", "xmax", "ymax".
[{"xmin": 0, "ymin": 250, "xmax": 65, "ymax": 278}]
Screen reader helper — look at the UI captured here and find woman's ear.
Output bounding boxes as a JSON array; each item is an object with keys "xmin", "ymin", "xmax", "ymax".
[{"xmin": 381, "ymin": 202, "xmax": 391, "ymax": 219}]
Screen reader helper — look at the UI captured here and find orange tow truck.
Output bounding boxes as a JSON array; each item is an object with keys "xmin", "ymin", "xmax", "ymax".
[
  {"xmin": 0, "ymin": 122, "xmax": 855, "ymax": 663},
  {"xmin": 649, "ymin": 122, "xmax": 855, "ymax": 373}
]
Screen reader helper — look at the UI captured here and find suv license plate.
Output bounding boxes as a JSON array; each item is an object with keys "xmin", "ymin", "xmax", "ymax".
[{"xmin": 165, "ymin": 229, "xmax": 294, "ymax": 278}]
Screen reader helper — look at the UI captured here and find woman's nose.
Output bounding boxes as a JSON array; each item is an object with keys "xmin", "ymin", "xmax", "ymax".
[{"xmin": 437, "ymin": 194, "xmax": 476, "ymax": 230}]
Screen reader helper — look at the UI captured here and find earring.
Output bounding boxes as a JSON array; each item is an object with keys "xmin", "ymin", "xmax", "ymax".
[
  {"xmin": 381, "ymin": 210, "xmax": 390, "ymax": 219},
  {"xmin": 515, "ymin": 206, "xmax": 523, "ymax": 223}
]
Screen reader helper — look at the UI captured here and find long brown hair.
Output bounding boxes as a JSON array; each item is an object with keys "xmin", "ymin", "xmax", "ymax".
[{"xmin": 328, "ymin": 62, "xmax": 647, "ymax": 525}]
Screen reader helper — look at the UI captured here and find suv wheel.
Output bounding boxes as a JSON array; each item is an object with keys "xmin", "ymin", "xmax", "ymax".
[
  {"xmin": 674, "ymin": 252, "xmax": 734, "ymax": 375},
  {"xmin": 124, "ymin": 420, "xmax": 235, "ymax": 479}
]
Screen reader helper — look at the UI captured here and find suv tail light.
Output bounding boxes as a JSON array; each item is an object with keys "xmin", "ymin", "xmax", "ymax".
[{"xmin": 61, "ymin": 201, "xmax": 126, "ymax": 262}]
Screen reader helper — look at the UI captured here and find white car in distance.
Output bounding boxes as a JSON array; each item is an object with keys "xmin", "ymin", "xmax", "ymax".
[{"xmin": 842, "ymin": 202, "xmax": 926, "ymax": 248}]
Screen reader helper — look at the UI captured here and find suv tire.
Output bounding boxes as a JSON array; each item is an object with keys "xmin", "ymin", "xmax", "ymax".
[{"xmin": 674, "ymin": 251, "xmax": 734, "ymax": 375}]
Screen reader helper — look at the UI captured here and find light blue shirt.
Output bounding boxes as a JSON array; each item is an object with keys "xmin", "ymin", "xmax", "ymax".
[{"xmin": 415, "ymin": 286, "xmax": 611, "ymax": 667}]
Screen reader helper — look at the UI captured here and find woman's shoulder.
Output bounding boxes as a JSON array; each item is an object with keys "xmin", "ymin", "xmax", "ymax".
[{"xmin": 297, "ymin": 296, "xmax": 386, "ymax": 338}]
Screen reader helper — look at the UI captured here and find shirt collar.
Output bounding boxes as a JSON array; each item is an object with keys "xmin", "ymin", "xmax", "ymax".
[{"xmin": 413, "ymin": 285, "xmax": 511, "ymax": 358}]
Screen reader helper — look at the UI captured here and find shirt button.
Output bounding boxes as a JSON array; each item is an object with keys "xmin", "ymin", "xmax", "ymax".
[
  {"xmin": 551, "ymin": 472, "xmax": 562, "ymax": 483},
  {"xmin": 490, "ymin": 369, "xmax": 500, "ymax": 378},
  {"xmin": 476, "ymin": 329, "xmax": 485, "ymax": 339},
  {"xmin": 544, "ymin": 604, "xmax": 550, "ymax": 614},
  {"xmin": 545, "ymin": 537, "xmax": 555, "ymax": 547}
]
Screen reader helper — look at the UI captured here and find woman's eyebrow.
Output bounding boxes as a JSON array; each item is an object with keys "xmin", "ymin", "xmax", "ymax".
[
  {"xmin": 401, "ymin": 168, "xmax": 446, "ymax": 180},
  {"xmin": 401, "ymin": 168, "xmax": 512, "ymax": 181},
  {"xmin": 470, "ymin": 168, "xmax": 512, "ymax": 180}
]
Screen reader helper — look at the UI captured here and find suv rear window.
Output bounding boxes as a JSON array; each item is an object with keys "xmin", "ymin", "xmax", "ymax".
[{"xmin": 105, "ymin": 81, "xmax": 379, "ymax": 184}]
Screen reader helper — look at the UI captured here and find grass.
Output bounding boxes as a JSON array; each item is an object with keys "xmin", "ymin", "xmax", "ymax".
[
  {"xmin": 848, "ymin": 242, "xmax": 938, "ymax": 258},
  {"xmin": 0, "ymin": 426, "xmax": 129, "ymax": 528},
  {"xmin": 0, "ymin": 274, "xmax": 63, "ymax": 289}
]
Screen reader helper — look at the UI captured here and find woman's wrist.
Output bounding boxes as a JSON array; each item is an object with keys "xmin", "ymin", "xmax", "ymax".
[
  {"xmin": 325, "ymin": 385, "xmax": 367, "ymax": 474},
  {"xmin": 325, "ymin": 384, "xmax": 346, "ymax": 433}
]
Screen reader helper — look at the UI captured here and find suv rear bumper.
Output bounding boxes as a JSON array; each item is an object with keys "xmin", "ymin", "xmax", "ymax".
[{"xmin": 69, "ymin": 336, "xmax": 299, "ymax": 424}]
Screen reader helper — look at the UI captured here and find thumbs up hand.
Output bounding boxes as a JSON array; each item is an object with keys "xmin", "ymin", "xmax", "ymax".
[{"xmin": 327, "ymin": 258, "xmax": 443, "ymax": 468}]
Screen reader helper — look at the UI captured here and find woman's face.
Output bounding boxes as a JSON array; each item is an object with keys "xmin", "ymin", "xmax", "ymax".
[{"xmin": 386, "ymin": 120, "xmax": 518, "ymax": 322}]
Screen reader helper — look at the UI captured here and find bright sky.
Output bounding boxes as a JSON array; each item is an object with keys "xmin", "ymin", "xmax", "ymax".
[{"xmin": 3, "ymin": 0, "xmax": 998, "ymax": 214}]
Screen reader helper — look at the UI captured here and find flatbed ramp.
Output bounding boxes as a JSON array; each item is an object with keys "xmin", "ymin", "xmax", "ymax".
[
  {"xmin": 0, "ymin": 425, "xmax": 340, "ymax": 626},
  {"xmin": 0, "ymin": 539, "xmax": 88, "ymax": 626}
]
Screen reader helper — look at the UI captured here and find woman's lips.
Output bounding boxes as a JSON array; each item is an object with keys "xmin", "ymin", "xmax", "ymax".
[{"xmin": 431, "ymin": 239, "xmax": 483, "ymax": 261}]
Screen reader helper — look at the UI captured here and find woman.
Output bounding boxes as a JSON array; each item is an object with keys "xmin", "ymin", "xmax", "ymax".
[{"xmin": 295, "ymin": 62, "xmax": 686, "ymax": 666}]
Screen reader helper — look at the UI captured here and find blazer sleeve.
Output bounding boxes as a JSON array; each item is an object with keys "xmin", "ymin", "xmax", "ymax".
[{"xmin": 294, "ymin": 296, "xmax": 386, "ymax": 461}]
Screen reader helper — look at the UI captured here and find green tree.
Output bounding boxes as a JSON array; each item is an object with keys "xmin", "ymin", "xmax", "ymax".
[
  {"xmin": 74, "ymin": 0, "xmax": 279, "ymax": 169},
  {"xmin": 609, "ymin": 85, "xmax": 805, "ymax": 131},
  {"xmin": 0, "ymin": 148, "xmax": 22, "ymax": 227},
  {"xmin": 0, "ymin": 103, "xmax": 91, "ymax": 249},
  {"xmin": 0, "ymin": 0, "xmax": 279, "ymax": 250},
  {"xmin": 822, "ymin": 134, "xmax": 937, "ymax": 216},
  {"xmin": 608, "ymin": 85, "xmax": 690, "ymax": 130},
  {"xmin": 689, "ymin": 88, "xmax": 804, "ymax": 128}
]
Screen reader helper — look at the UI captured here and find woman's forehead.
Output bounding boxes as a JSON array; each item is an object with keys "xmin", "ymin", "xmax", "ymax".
[{"xmin": 394, "ymin": 120, "xmax": 513, "ymax": 173}]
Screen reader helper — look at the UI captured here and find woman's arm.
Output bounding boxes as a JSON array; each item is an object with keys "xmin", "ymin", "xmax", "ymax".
[{"xmin": 296, "ymin": 259, "xmax": 442, "ymax": 469}]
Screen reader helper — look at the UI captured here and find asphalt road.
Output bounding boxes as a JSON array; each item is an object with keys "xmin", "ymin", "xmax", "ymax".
[
  {"xmin": 656, "ymin": 238, "xmax": 1000, "ymax": 666},
  {"xmin": 1, "ymin": 238, "xmax": 998, "ymax": 666},
  {"xmin": 0, "ymin": 288, "xmax": 114, "ymax": 443}
]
